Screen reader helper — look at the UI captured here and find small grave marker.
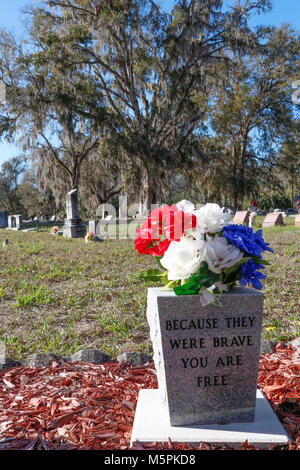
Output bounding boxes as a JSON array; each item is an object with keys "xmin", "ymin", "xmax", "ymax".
[
  {"xmin": 233, "ymin": 210, "xmax": 250, "ymax": 225},
  {"xmin": 8, "ymin": 215, "xmax": 23, "ymax": 230},
  {"xmin": 295, "ymin": 214, "xmax": 300, "ymax": 227}
]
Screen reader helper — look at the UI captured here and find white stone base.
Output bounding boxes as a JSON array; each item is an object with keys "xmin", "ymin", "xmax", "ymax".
[{"xmin": 130, "ymin": 389, "xmax": 290, "ymax": 449}]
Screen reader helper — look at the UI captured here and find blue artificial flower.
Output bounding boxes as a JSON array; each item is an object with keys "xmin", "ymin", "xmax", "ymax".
[
  {"xmin": 222, "ymin": 224, "xmax": 273, "ymax": 258},
  {"xmin": 239, "ymin": 259, "xmax": 266, "ymax": 290}
]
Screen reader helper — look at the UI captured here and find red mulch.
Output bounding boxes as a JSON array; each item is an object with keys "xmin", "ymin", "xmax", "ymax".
[{"xmin": 0, "ymin": 342, "xmax": 299, "ymax": 451}]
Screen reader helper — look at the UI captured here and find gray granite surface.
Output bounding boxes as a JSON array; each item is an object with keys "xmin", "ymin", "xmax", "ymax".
[{"xmin": 147, "ymin": 286, "xmax": 264, "ymax": 426}]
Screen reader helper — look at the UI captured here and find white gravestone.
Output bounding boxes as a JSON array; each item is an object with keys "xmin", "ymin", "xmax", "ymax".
[{"xmin": 8, "ymin": 215, "xmax": 23, "ymax": 230}]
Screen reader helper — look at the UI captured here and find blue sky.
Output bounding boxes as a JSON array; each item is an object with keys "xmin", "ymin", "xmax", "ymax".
[{"xmin": 0, "ymin": 0, "xmax": 299, "ymax": 167}]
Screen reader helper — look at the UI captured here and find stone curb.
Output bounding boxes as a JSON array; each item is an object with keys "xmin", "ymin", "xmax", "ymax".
[
  {"xmin": 0, "ymin": 349, "xmax": 153, "ymax": 371},
  {"xmin": 0, "ymin": 339, "xmax": 298, "ymax": 371}
]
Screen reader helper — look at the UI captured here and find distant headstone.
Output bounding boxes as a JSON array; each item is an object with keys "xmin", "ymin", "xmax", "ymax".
[
  {"xmin": 295, "ymin": 214, "xmax": 300, "ymax": 227},
  {"xmin": 262, "ymin": 213, "xmax": 283, "ymax": 227},
  {"xmin": 8, "ymin": 216, "xmax": 15, "ymax": 229},
  {"xmin": 15, "ymin": 215, "xmax": 23, "ymax": 229},
  {"xmin": 66, "ymin": 189, "xmax": 79, "ymax": 219},
  {"xmin": 233, "ymin": 210, "xmax": 250, "ymax": 225},
  {"xmin": 2, "ymin": 239, "xmax": 8, "ymax": 247},
  {"xmin": 51, "ymin": 215, "xmax": 56, "ymax": 222},
  {"xmin": 63, "ymin": 189, "xmax": 86, "ymax": 238},
  {"xmin": 293, "ymin": 195, "xmax": 300, "ymax": 208},
  {"xmin": 0, "ymin": 211, "xmax": 8, "ymax": 227}
]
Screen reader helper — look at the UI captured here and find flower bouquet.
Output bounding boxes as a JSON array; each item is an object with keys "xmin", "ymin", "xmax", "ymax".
[
  {"xmin": 51, "ymin": 226, "xmax": 58, "ymax": 234},
  {"xmin": 134, "ymin": 200, "xmax": 272, "ymax": 306}
]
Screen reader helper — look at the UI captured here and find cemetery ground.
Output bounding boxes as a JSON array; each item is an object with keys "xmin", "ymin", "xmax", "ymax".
[
  {"xmin": 0, "ymin": 217, "xmax": 299, "ymax": 450},
  {"xmin": 0, "ymin": 217, "xmax": 299, "ymax": 360}
]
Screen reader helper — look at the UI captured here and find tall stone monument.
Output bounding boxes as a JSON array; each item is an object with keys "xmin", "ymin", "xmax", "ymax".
[{"xmin": 63, "ymin": 189, "xmax": 86, "ymax": 238}]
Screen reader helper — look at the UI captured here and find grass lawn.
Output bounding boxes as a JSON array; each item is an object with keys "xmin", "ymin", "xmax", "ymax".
[{"xmin": 0, "ymin": 216, "xmax": 299, "ymax": 360}]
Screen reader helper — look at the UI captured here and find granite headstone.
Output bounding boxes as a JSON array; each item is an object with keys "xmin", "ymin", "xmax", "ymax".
[{"xmin": 262, "ymin": 213, "xmax": 283, "ymax": 227}]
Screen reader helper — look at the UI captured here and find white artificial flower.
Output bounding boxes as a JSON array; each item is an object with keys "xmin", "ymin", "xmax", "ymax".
[
  {"xmin": 194, "ymin": 203, "xmax": 232, "ymax": 234},
  {"xmin": 212, "ymin": 281, "xmax": 230, "ymax": 292},
  {"xmin": 176, "ymin": 199, "xmax": 195, "ymax": 213},
  {"xmin": 199, "ymin": 289, "xmax": 215, "ymax": 307},
  {"xmin": 160, "ymin": 236, "xmax": 206, "ymax": 280},
  {"xmin": 204, "ymin": 236, "xmax": 243, "ymax": 274}
]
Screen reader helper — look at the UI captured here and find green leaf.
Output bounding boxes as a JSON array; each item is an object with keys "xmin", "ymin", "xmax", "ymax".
[
  {"xmin": 173, "ymin": 272, "xmax": 216, "ymax": 296},
  {"xmin": 252, "ymin": 256, "xmax": 270, "ymax": 266},
  {"xmin": 222, "ymin": 257, "xmax": 251, "ymax": 275},
  {"xmin": 161, "ymin": 280, "xmax": 181, "ymax": 290}
]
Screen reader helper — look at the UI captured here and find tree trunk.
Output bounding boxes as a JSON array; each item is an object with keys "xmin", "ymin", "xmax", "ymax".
[
  {"xmin": 291, "ymin": 167, "xmax": 295, "ymax": 206},
  {"xmin": 238, "ymin": 136, "xmax": 247, "ymax": 209},
  {"xmin": 72, "ymin": 156, "xmax": 81, "ymax": 190},
  {"xmin": 232, "ymin": 144, "xmax": 239, "ymax": 208},
  {"xmin": 140, "ymin": 163, "xmax": 153, "ymax": 213}
]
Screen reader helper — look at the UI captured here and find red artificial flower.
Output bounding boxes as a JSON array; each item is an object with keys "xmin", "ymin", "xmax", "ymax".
[
  {"xmin": 251, "ymin": 200, "xmax": 258, "ymax": 207},
  {"xmin": 146, "ymin": 239, "xmax": 172, "ymax": 256},
  {"xmin": 134, "ymin": 204, "xmax": 196, "ymax": 256}
]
